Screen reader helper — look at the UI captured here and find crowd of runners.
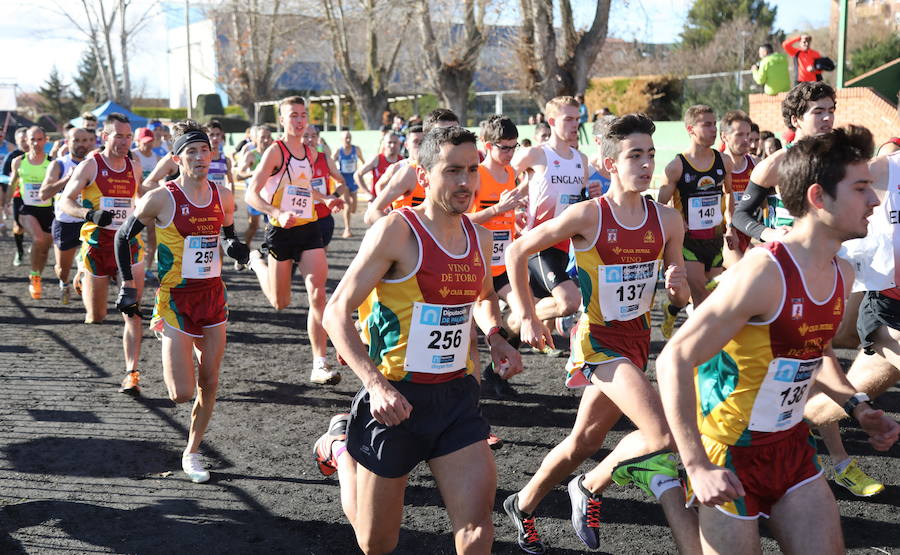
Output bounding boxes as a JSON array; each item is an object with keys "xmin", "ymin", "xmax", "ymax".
[{"xmin": 2, "ymin": 82, "xmax": 900, "ymax": 554}]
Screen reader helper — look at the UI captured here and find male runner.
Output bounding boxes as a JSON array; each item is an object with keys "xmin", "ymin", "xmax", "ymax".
[
  {"xmin": 334, "ymin": 130, "xmax": 364, "ymax": 237},
  {"xmin": 719, "ymin": 110, "xmax": 756, "ymax": 266},
  {"xmin": 39, "ymin": 127, "xmax": 94, "ymax": 304},
  {"xmin": 509, "ymin": 96, "xmax": 593, "ymax": 345},
  {"xmin": 114, "ymin": 120, "xmax": 249, "ymax": 483},
  {"xmin": 245, "ymin": 96, "xmax": 343, "ymax": 385},
  {"xmin": 586, "ymin": 117, "xmax": 614, "ymax": 197},
  {"xmin": 657, "ymin": 126, "xmax": 899, "ymax": 554},
  {"xmin": 749, "ymin": 123, "xmax": 761, "ymax": 158},
  {"xmin": 9, "ymin": 126, "xmax": 53, "ymax": 299},
  {"xmin": 235, "ymin": 125, "xmax": 273, "ymax": 249},
  {"xmin": 467, "ymin": 115, "xmax": 526, "ymax": 398},
  {"xmin": 302, "ymin": 124, "xmax": 346, "ymax": 248},
  {"xmin": 364, "ymin": 109, "xmax": 460, "ymax": 224},
  {"xmin": 205, "ymin": 120, "xmax": 236, "ymax": 195},
  {"xmin": 657, "ymin": 105, "xmax": 734, "ymax": 338},
  {"xmin": 1, "ymin": 127, "xmax": 29, "ymax": 256},
  {"xmin": 354, "ymin": 132, "xmax": 401, "ymax": 200},
  {"xmin": 132, "ymin": 127, "xmax": 164, "ymax": 280},
  {"xmin": 60, "ymin": 112, "xmax": 147, "ymax": 394},
  {"xmin": 503, "ymin": 114, "xmax": 698, "ymax": 554},
  {"xmin": 315, "ymin": 126, "xmax": 522, "ymax": 554}
]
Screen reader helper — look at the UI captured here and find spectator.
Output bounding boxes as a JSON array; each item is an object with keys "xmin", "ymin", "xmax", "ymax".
[
  {"xmin": 782, "ymin": 34, "xmax": 823, "ymax": 83},
  {"xmin": 749, "ymin": 122, "xmax": 761, "ymax": 157},
  {"xmin": 751, "ymin": 43, "xmax": 790, "ymax": 95},
  {"xmin": 576, "ymin": 94, "xmax": 589, "ymax": 144},
  {"xmin": 762, "ymin": 136, "xmax": 782, "ymax": 158}
]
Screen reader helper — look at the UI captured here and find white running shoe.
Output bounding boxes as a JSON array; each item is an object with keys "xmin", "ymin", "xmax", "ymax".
[
  {"xmin": 182, "ymin": 453, "xmax": 210, "ymax": 483},
  {"xmin": 310, "ymin": 359, "xmax": 341, "ymax": 385}
]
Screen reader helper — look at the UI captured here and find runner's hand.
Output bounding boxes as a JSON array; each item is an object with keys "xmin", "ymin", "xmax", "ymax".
[
  {"xmin": 276, "ymin": 210, "xmax": 297, "ymax": 228},
  {"xmin": 115, "ymin": 286, "xmax": 141, "ymax": 318},
  {"xmin": 368, "ymin": 381, "xmax": 412, "ymax": 427},
  {"xmin": 688, "ymin": 464, "xmax": 745, "ymax": 506},
  {"xmin": 489, "ymin": 336, "xmax": 523, "ymax": 379},
  {"xmin": 724, "ymin": 226, "xmax": 737, "ymax": 250},
  {"xmin": 857, "ymin": 407, "xmax": 900, "ymax": 451},
  {"xmin": 325, "ymin": 196, "xmax": 344, "ymax": 213},
  {"xmin": 224, "ymin": 238, "xmax": 251, "ymax": 265},
  {"xmin": 520, "ymin": 317, "xmax": 554, "ymax": 351},
  {"xmin": 85, "ymin": 209, "xmax": 114, "ymax": 227},
  {"xmin": 664, "ymin": 264, "xmax": 686, "ymax": 297},
  {"xmin": 587, "ymin": 180, "xmax": 603, "ymax": 198},
  {"xmin": 494, "ymin": 188, "xmax": 526, "ymax": 214}
]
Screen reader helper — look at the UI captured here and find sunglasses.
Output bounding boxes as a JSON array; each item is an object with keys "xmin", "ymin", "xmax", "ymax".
[{"xmin": 493, "ymin": 143, "xmax": 519, "ymax": 152}]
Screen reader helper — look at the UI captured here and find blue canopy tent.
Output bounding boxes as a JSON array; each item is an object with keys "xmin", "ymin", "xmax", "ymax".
[{"xmin": 69, "ymin": 100, "xmax": 149, "ymax": 129}]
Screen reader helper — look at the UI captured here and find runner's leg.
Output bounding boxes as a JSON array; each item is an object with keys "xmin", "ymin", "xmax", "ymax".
[
  {"xmin": 186, "ymin": 323, "xmax": 226, "ymax": 454},
  {"xmin": 697, "ymin": 505, "xmax": 761, "ymax": 555},
  {"xmin": 430, "ymin": 441, "xmax": 496, "ymax": 554},
  {"xmin": 352, "ymin": 467, "xmax": 409, "ymax": 554},
  {"xmin": 299, "ymin": 248, "xmax": 329, "ymax": 359},
  {"xmin": 767, "ymin": 475, "xmax": 844, "ymax": 555},
  {"xmin": 122, "ymin": 263, "xmax": 145, "ymax": 372}
]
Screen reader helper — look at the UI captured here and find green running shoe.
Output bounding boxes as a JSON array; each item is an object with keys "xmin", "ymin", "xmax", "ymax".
[{"xmin": 611, "ymin": 449, "xmax": 679, "ymax": 498}]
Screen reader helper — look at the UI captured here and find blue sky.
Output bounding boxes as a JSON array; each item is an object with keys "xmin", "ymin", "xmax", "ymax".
[{"xmin": 1, "ymin": 0, "xmax": 832, "ymax": 97}]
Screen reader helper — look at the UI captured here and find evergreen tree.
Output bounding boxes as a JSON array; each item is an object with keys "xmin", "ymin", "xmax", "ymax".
[
  {"xmin": 850, "ymin": 34, "xmax": 900, "ymax": 79},
  {"xmin": 73, "ymin": 49, "xmax": 103, "ymax": 110},
  {"xmin": 681, "ymin": 0, "xmax": 777, "ymax": 48},
  {"xmin": 38, "ymin": 67, "xmax": 78, "ymax": 130}
]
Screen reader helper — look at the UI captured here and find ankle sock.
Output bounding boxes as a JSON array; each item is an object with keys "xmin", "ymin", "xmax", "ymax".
[{"xmin": 834, "ymin": 458, "xmax": 851, "ymax": 474}]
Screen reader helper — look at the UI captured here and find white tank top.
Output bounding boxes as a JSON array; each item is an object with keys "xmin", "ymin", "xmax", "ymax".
[
  {"xmin": 54, "ymin": 155, "xmax": 84, "ymax": 223},
  {"xmin": 526, "ymin": 144, "xmax": 585, "ymax": 231}
]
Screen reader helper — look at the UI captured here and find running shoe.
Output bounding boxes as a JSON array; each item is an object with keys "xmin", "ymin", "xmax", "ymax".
[
  {"xmin": 313, "ymin": 413, "xmax": 349, "ymax": 476},
  {"xmin": 530, "ymin": 344, "xmax": 566, "ymax": 358},
  {"xmin": 661, "ymin": 301, "xmax": 677, "ymax": 339},
  {"xmin": 119, "ymin": 370, "xmax": 141, "ymax": 396},
  {"xmin": 60, "ymin": 283, "xmax": 71, "ymax": 305},
  {"xmin": 487, "ymin": 432, "xmax": 504, "ymax": 451},
  {"xmin": 310, "ymin": 360, "xmax": 341, "ymax": 385},
  {"xmin": 28, "ymin": 275, "xmax": 41, "ymax": 300},
  {"xmin": 705, "ymin": 277, "xmax": 719, "ymax": 292},
  {"xmin": 12, "ymin": 252, "xmax": 22, "ymax": 266},
  {"xmin": 233, "ymin": 260, "xmax": 246, "ymax": 271},
  {"xmin": 567, "ymin": 474, "xmax": 602, "ymax": 550},
  {"xmin": 833, "ymin": 459, "xmax": 884, "ymax": 497},
  {"xmin": 555, "ymin": 311, "xmax": 580, "ymax": 336},
  {"xmin": 611, "ymin": 450, "xmax": 680, "ymax": 498},
  {"xmin": 482, "ymin": 362, "xmax": 518, "ymax": 399},
  {"xmin": 182, "ymin": 452, "xmax": 210, "ymax": 483},
  {"xmin": 502, "ymin": 493, "xmax": 546, "ymax": 555}
]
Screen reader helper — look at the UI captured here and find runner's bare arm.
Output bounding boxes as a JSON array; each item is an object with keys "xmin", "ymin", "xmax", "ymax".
[
  {"xmin": 325, "ymin": 155, "xmax": 348, "ymax": 197},
  {"xmin": 748, "ymin": 148, "xmax": 784, "ymax": 189},
  {"xmin": 472, "ymin": 225, "xmax": 524, "ymax": 378},
  {"xmin": 131, "ymin": 158, "xmax": 147, "ymax": 196},
  {"xmin": 216, "ymin": 183, "xmax": 237, "ymax": 227},
  {"xmin": 657, "ymin": 251, "xmax": 782, "ymax": 505},
  {"xmin": 38, "ymin": 159, "xmax": 65, "ymax": 201},
  {"xmin": 373, "ymin": 159, "xmax": 402, "ymax": 195},
  {"xmin": 60, "ymin": 158, "xmax": 98, "ymax": 220},
  {"xmin": 658, "ymin": 204, "xmax": 690, "ymax": 306},
  {"xmin": 235, "ymin": 149, "xmax": 255, "ymax": 180},
  {"xmin": 323, "ymin": 215, "xmax": 414, "ymax": 426},
  {"xmin": 224, "ymin": 157, "xmax": 236, "ymax": 193},
  {"xmin": 510, "ymin": 146, "xmax": 543, "ymax": 195},
  {"xmin": 655, "ymin": 156, "xmax": 682, "ymax": 205},
  {"xmin": 142, "ymin": 154, "xmax": 177, "ymax": 193},
  {"xmin": 365, "ymin": 166, "xmax": 414, "ymax": 225},
  {"xmin": 8, "ymin": 157, "xmax": 20, "ymax": 193},
  {"xmin": 245, "ymin": 143, "xmax": 286, "ymax": 221},
  {"xmin": 354, "ymin": 156, "xmax": 379, "ymax": 190}
]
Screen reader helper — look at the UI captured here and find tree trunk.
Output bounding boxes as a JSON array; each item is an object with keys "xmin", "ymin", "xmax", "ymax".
[{"xmin": 117, "ymin": 0, "xmax": 131, "ymax": 108}]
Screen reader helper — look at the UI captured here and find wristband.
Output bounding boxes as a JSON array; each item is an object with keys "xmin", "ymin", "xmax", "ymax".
[
  {"xmin": 843, "ymin": 392, "xmax": 872, "ymax": 419},
  {"xmin": 486, "ymin": 326, "xmax": 508, "ymax": 343}
]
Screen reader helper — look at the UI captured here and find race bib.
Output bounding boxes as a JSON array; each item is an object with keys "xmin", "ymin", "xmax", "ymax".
[
  {"xmin": 22, "ymin": 182, "xmax": 45, "ymax": 207},
  {"xmin": 279, "ymin": 185, "xmax": 312, "ymax": 219},
  {"xmin": 339, "ymin": 157, "xmax": 356, "ymax": 174},
  {"xmin": 181, "ymin": 234, "xmax": 221, "ymax": 279},
  {"xmin": 687, "ymin": 194, "xmax": 722, "ymax": 230},
  {"xmin": 310, "ymin": 176, "xmax": 328, "ymax": 198},
  {"xmin": 749, "ymin": 357, "xmax": 821, "ymax": 432},
  {"xmin": 555, "ymin": 193, "xmax": 581, "ymax": 217},
  {"xmin": 405, "ymin": 302, "xmax": 473, "ymax": 374},
  {"xmin": 597, "ymin": 260, "xmax": 659, "ymax": 321},
  {"xmin": 208, "ymin": 173, "xmax": 225, "ymax": 187},
  {"xmin": 99, "ymin": 196, "xmax": 134, "ymax": 230},
  {"xmin": 491, "ymin": 230, "xmax": 511, "ymax": 267}
]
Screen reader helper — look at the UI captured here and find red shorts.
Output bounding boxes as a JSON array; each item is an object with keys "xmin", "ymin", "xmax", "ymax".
[
  {"xmin": 697, "ymin": 422, "xmax": 822, "ymax": 519},
  {"xmin": 80, "ymin": 239, "xmax": 142, "ymax": 278},
  {"xmin": 565, "ymin": 322, "xmax": 650, "ymax": 387},
  {"xmin": 736, "ymin": 229, "xmax": 751, "ymax": 253},
  {"xmin": 151, "ymin": 280, "xmax": 228, "ymax": 337}
]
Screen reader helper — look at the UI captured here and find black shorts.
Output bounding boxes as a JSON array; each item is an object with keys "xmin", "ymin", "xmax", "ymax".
[
  {"xmin": 264, "ymin": 221, "xmax": 324, "ymax": 262},
  {"xmin": 492, "ymin": 271, "xmax": 510, "ymax": 293},
  {"xmin": 317, "ymin": 214, "xmax": 335, "ymax": 247},
  {"xmin": 52, "ymin": 219, "xmax": 83, "ymax": 251},
  {"xmin": 346, "ymin": 375, "xmax": 489, "ymax": 478},
  {"xmin": 19, "ymin": 204, "xmax": 54, "ymax": 233},
  {"xmin": 528, "ymin": 247, "xmax": 572, "ymax": 298},
  {"xmin": 857, "ymin": 291, "xmax": 900, "ymax": 355},
  {"xmin": 683, "ymin": 235, "xmax": 724, "ymax": 272}
]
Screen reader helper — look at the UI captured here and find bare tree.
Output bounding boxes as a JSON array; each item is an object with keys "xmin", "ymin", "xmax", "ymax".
[
  {"xmin": 322, "ymin": 0, "xmax": 413, "ymax": 129},
  {"xmin": 416, "ymin": 0, "xmax": 490, "ymax": 125},
  {"xmin": 516, "ymin": 0, "xmax": 611, "ymax": 109}
]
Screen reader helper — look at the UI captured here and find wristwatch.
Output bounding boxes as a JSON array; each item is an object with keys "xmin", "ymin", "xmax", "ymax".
[
  {"xmin": 486, "ymin": 326, "xmax": 509, "ymax": 343},
  {"xmin": 843, "ymin": 392, "xmax": 871, "ymax": 419}
]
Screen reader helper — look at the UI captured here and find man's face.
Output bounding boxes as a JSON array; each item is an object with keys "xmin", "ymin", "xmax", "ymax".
[
  {"xmin": 15, "ymin": 131, "xmax": 28, "ymax": 151},
  {"xmin": 343, "ymin": 131, "xmax": 352, "ymax": 145},
  {"xmin": 207, "ymin": 127, "xmax": 224, "ymax": 150},
  {"xmin": 548, "ymin": 105, "xmax": 580, "ymax": 143},
  {"xmin": 384, "ymin": 135, "xmax": 400, "ymax": 157},
  {"xmin": 280, "ymin": 103, "xmax": 308, "ymax": 137},
  {"xmin": 174, "ymin": 141, "xmax": 212, "ymax": 180},
  {"xmin": 535, "ymin": 127, "xmax": 551, "ymax": 144},
  {"xmin": 83, "ymin": 120, "xmax": 97, "ymax": 133},
  {"xmin": 821, "ymin": 161, "xmax": 877, "ymax": 241},
  {"xmin": 799, "ymin": 36, "xmax": 812, "ymax": 51},
  {"xmin": 758, "ymin": 47, "xmax": 768, "ymax": 59},
  {"xmin": 257, "ymin": 128, "xmax": 273, "ymax": 151},
  {"xmin": 69, "ymin": 129, "xmax": 94, "ymax": 159},
  {"xmin": 749, "ymin": 131, "xmax": 761, "ymax": 153},
  {"xmin": 301, "ymin": 127, "xmax": 318, "ymax": 148},
  {"xmin": 488, "ymin": 138, "xmax": 518, "ymax": 166},
  {"xmin": 794, "ymin": 97, "xmax": 835, "ymax": 137},
  {"xmin": 406, "ymin": 132, "xmax": 423, "ymax": 160},
  {"xmin": 103, "ymin": 121, "xmax": 133, "ymax": 159},
  {"xmin": 422, "ymin": 141, "xmax": 480, "ymax": 215},
  {"xmin": 688, "ymin": 112, "xmax": 718, "ymax": 147},
  {"xmin": 27, "ymin": 129, "xmax": 47, "ymax": 154},
  {"xmin": 606, "ymin": 133, "xmax": 655, "ymax": 193},
  {"xmin": 723, "ymin": 120, "xmax": 751, "ymax": 156}
]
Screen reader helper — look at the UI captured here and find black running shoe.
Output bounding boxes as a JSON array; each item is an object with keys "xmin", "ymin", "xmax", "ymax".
[
  {"xmin": 503, "ymin": 493, "xmax": 547, "ymax": 554},
  {"xmin": 567, "ymin": 474, "xmax": 602, "ymax": 549}
]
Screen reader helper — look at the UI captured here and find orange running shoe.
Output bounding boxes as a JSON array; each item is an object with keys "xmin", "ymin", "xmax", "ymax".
[
  {"xmin": 313, "ymin": 413, "xmax": 349, "ymax": 476},
  {"xmin": 488, "ymin": 432, "xmax": 504, "ymax": 451},
  {"xmin": 119, "ymin": 370, "xmax": 141, "ymax": 396},
  {"xmin": 28, "ymin": 275, "xmax": 41, "ymax": 300}
]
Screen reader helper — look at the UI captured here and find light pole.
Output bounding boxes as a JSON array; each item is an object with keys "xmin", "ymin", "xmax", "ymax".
[{"xmin": 185, "ymin": 0, "xmax": 193, "ymax": 119}]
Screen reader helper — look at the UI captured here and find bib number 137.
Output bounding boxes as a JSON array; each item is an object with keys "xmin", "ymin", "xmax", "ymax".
[{"xmin": 616, "ymin": 282, "xmax": 646, "ymax": 302}]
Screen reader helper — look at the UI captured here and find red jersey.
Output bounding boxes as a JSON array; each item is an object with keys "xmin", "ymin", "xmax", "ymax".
[{"xmin": 310, "ymin": 152, "xmax": 334, "ymax": 219}]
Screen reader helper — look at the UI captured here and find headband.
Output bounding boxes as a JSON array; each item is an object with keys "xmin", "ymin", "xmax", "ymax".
[{"xmin": 173, "ymin": 130, "xmax": 211, "ymax": 155}]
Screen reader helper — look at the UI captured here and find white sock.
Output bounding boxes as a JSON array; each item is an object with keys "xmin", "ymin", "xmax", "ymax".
[
  {"xmin": 314, "ymin": 356, "xmax": 328, "ymax": 369},
  {"xmin": 834, "ymin": 458, "xmax": 851, "ymax": 474},
  {"xmin": 649, "ymin": 473, "xmax": 682, "ymax": 500}
]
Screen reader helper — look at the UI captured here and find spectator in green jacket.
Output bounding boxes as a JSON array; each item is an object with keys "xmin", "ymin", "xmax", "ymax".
[{"xmin": 751, "ymin": 43, "xmax": 791, "ymax": 95}]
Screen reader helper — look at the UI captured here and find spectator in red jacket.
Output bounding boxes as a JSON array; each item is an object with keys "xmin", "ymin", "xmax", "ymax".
[{"xmin": 782, "ymin": 34, "xmax": 823, "ymax": 83}]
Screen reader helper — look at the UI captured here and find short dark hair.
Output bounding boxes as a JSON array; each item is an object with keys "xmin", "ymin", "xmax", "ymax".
[
  {"xmin": 407, "ymin": 125, "xmax": 423, "ymax": 135},
  {"xmin": 423, "ymin": 108, "xmax": 459, "ymax": 134},
  {"xmin": 600, "ymin": 114, "xmax": 655, "ymax": 159},
  {"xmin": 720, "ymin": 110, "xmax": 753, "ymax": 135},
  {"xmin": 278, "ymin": 95, "xmax": 305, "ymax": 113},
  {"xmin": 103, "ymin": 112, "xmax": 130, "ymax": 132},
  {"xmin": 760, "ymin": 43, "xmax": 773, "ymax": 55},
  {"xmin": 684, "ymin": 104, "xmax": 715, "ymax": 126},
  {"xmin": 779, "ymin": 125, "xmax": 874, "ymax": 218},
  {"xmin": 535, "ymin": 121, "xmax": 551, "ymax": 134},
  {"xmin": 63, "ymin": 122, "xmax": 75, "ymax": 131},
  {"xmin": 207, "ymin": 119, "xmax": 223, "ymax": 131},
  {"xmin": 782, "ymin": 82, "xmax": 836, "ymax": 131},
  {"xmin": 418, "ymin": 126, "xmax": 477, "ymax": 172},
  {"xmin": 171, "ymin": 119, "xmax": 205, "ymax": 139},
  {"xmin": 592, "ymin": 115, "xmax": 616, "ymax": 137},
  {"xmin": 81, "ymin": 112, "xmax": 97, "ymax": 122},
  {"xmin": 483, "ymin": 115, "xmax": 518, "ymax": 143},
  {"xmin": 750, "ymin": 122, "xmax": 760, "ymax": 134}
]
